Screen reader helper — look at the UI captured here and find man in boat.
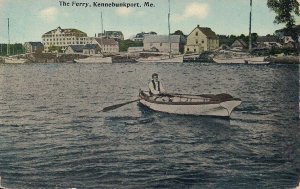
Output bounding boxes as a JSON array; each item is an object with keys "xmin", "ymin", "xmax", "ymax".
[
  {"xmin": 148, "ymin": 73, "xmax": 172, "ymax": 102},
  {"xmin": 149, "ymin": 73, "xmax": 165, "ymax": 95}
]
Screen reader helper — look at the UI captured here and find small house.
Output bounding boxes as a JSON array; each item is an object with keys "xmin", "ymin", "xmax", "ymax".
[
  {"xmin": 184, "ymin": 25, "xmax": 219, "ymax": 54},
  {"xmin": 98, "ymin": 31, "xmax": 124, "ymax": 41},
  {"xmin": 231, "ymin": 39, "xmax": 248, "ymax": 51},
  {"xmin": 65, "ymin": 45, "xmax": 84, "ymax": 54},
  {"xmin": 24, "ymin": 42, "xmax": 44, "ymax": 53},
  {"xmin": 93, "ymin": 38, "xmax": 119, "ymax": 54},
  {"xmin": 132, "ymin": 32, "xmax": 157, "ymax": 42},
  {"xmin": 256, "ymin": 36, "xmax": 281, "ymax": 49},
  {"xmin": 82, "ymin": 44, "xmax": 101, "ymax": 55}
]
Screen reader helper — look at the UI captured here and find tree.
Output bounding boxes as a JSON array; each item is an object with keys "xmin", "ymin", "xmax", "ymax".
[
  {"xmin": 172, "ymin": 30, "xmax": 185, "ymax": 36},
  {"xmin": 171, "ymin": 30, "xmax": 186, "ymax": 40},
  {"xmin": 119, "ymin": 40, "xmax": 143, "ymax": 52},
  {"xmin": 48, "ymin": 46, "xmax": 62, "ymax": 53},
  {"xmin": 267, "ymin": 0, "xmax": 299, "ymax": 28},
  {"xmin": 267, "ymin": 0, "xmax": 299, "ymax": 52}
]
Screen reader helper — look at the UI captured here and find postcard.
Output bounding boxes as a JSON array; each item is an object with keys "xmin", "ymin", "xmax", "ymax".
[{"xmin": 0, "ymin": 0, "xmax": 299, "ymax": 188}]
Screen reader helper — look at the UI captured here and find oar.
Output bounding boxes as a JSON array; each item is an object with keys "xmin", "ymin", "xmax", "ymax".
[{"xmin": 101, "ymin": 99, "xmax": 140, "ymax": 112}]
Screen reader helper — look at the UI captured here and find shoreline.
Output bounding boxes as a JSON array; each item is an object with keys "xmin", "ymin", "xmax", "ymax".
[
  {"xmin": 267, "ymin": 55, "xmax": 299, "ymax": 64},
  {"xmin": 0, "ymin": 53, "xmax": 299, "ymax": 64}
]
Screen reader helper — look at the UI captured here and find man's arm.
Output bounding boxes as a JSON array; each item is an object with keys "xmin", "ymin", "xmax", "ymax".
[{"xmin": 159, "ymin": 82, "xmax": 166, "ymax": 93}]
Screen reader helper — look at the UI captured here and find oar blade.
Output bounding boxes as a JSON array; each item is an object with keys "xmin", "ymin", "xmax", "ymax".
[{"xmin": 101, "ymin": 99, "xmax": 140, "ymax": 112}]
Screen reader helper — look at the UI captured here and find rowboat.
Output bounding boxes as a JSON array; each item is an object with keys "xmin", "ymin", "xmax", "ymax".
[{"xmin": 139, "ymin": 90, "xmax": 241, "ymax": 117}]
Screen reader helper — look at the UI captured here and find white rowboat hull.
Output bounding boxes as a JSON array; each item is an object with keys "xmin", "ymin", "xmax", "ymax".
[
  {"xmin": 139, "ymin": 91, "xmax": 241, "ymax": 117},
  {"xmin": 140, "ymin": 99, "xmax": 241, "ymax": 117}
]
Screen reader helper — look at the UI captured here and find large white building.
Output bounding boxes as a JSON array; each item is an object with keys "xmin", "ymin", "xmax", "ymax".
[
  {"xmin": 42, "ymin": 27, "xmax": 120, "ymax": 54},
  {"xmin": 42, "ymin": 27, "xmax": 88, "ymax": 52}
]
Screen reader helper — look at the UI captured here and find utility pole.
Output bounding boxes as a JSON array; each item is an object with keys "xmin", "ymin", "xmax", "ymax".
[
  {"xmin": 249, "ymin": 0, "xmax": 252, "ymax": 53},
  {"xmin": 168, "ymin": 0, "xmax": 171, "ymax": 58},
  {"xmin": 7, "ymin": 18, "xmax": 10, "ymax": 56}
]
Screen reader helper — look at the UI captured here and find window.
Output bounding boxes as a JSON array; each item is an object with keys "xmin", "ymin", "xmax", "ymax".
[
  {"xmin": 196, "ymin": 39, "xmax": 198, "ymax": 44},
  {"xmin": 196, "ymin": 32, "xmax": 198, "ymax": 36},
  {"xmin": 194, "ymin": 49, "xmax": 196, "ymax": 52},
  {"xmin": 202, "ymin": 40, "xmax": 204, "ymax": 44},
  {"xmin": 187, "ymin": 48, "xmax": 189, "ymax": 51}
]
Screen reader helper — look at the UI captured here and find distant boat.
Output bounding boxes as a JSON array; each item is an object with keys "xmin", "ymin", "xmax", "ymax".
[
  {"xmin": 139, "ymin": 90, "xmax": 242, "ymax": 117},
  {"xmin": 74, "ymin": 56, "xmax": 112, "ymax": 63},
  {"xmin": 4, "ymin": 57, "xmax": 28, "ymax": 64},
  {"xmin": 213, "ymin": 56, "xmax": 269, "ymax": 64},
  {"xmin": 137, "ymin": 0, "xmax": 183, "ymax": 63},
  {"xmin": 245, "ymin": 57, "xmax": 270, "ymax": 64},
  {"xmin": 137, "ymin": 55, "xmax": 183, "ymax": 63}
]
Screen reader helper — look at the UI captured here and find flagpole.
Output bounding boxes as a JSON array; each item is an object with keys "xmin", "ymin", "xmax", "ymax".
[
  {"xmin": 7, "ymin": 18, "xmax": 10, "ymax": 56},
  {"xmin": 168, "ymin": 0, "xmax": 171, "ymax": 58}
]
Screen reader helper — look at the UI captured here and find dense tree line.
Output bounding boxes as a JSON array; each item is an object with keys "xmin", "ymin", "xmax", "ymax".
[
  {"xmin": 218, "ymin": 33, "xmax": 259, "ymax": 46},
  {"xmin": 119, "ymin": 40, "xmax": 143, "ymax": 52},
  {"xmin": 0, "ymin": 43, "xmax": 25, "ymax": 56}
]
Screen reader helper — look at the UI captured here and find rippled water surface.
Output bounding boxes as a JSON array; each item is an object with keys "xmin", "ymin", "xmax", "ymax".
[{"xmin": 0, "ymin": 63, "xmax": 299, "ymax": 189}]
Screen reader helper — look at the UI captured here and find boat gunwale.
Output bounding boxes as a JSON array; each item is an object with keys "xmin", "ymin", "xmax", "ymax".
[{"xmin": 139, "ymin": 91, "xmax": 241, "ymax": 106}]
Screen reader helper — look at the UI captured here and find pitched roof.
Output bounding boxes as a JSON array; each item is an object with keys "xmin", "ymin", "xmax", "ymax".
[
  {"xmin": 143, "ymin": 35, "xmax": 182, "ymax": 43},
  {"xmin": 94, "ymin": 38, "xmax": 118, "ymax": 45},
  {"xmin": 67, "ymin": 45, "xmax": 84, "ymax": 52},
  {"xmin": 83, "ymin": 44, "xmax": 99, "ymax": 49},
  {"xmin": 26, "ymin": 42, "xmax": 44, "ymax": 47},
  {"xmin": 231, "ymin": 39, "xmax": 247, "ymax": 48},
  {"xmin": 257, "ymin": 36, "xmax": 279, "ymax": 43},
  {"xmin": 104, "ymin": 31, "xmax": 123, "ymax": 36},
  {"xmin": 43, "ymin": 27, "xmax": 87, "ymax": 37},
  {"xmin": 188, "ymin": 25, "xmax": 218, "ymax": 39}
]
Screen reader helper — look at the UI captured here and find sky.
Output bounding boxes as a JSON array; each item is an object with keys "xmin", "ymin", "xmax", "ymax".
[{"xmin": 0, "ymin": 0, "xmax": 299, "ymax": 43}]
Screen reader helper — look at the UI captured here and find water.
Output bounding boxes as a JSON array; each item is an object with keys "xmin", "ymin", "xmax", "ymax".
[{"xmin": 0, "ymin": 62, "xmax": 299, "ymax": 189}]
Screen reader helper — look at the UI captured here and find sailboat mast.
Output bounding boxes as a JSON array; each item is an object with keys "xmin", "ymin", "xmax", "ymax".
[
  {"xmin": 168, "ymin": 0, "xmax": 171, "ymax": 58},
  {"xmin": 100, "ymin": 12, "xmax": 103, "ymax": 53},
  {"xmin": 7, "ymin": 18, "xmax": 10, "ymax": 56},
  {"xmin": 249, "ymin": 0, "xmax": 252, "ymax": 52},
  {"xmin": 101, "ymin": 12, "xmax": 103, "ymax": 35}
]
